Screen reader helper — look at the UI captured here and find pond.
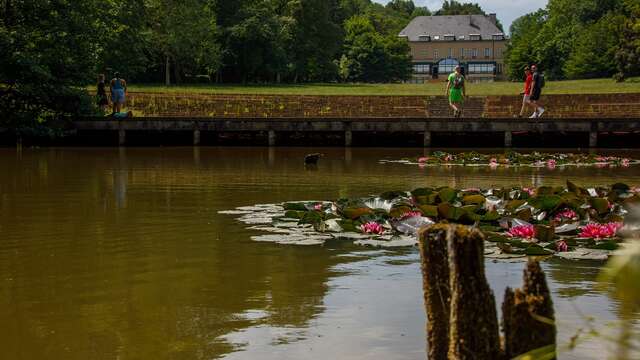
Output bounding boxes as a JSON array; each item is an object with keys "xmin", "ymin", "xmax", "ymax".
[{"xmin": 0, "ymin": 147, "xmax": 639, "ymax": 359}]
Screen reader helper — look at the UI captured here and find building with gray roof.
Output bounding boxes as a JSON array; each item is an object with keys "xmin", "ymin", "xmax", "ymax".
[{"xmin": 399, "ymin": 14, "xmax": 507, "ymax": 82}]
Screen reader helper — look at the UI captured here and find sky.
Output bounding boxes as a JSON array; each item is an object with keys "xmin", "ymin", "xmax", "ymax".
[{"xmin": 373, "ymin": 0, "xmax": 549, "ymax": 33}]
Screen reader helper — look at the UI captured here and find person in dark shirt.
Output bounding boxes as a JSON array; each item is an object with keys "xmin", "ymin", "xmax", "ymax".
[
  {"xmin": 529, "ymin": 64, "xmax": 545, "ymax": 118},
  {"xmin": 96, "ymin": 74, "xmax": 109, "ymax": 111}
]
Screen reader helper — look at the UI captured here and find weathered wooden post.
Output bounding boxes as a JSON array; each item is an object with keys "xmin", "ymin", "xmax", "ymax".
[
  {"xmin": 502, "ymin": 260, "xmax": 556, "ymax": 359},
  {"xmin": 447, "ymin": 226, "xmax": 501, "ymax": 359},
  {"xmin": 418, "ymin": 225, "xmax": 451, "ymax": 360}
]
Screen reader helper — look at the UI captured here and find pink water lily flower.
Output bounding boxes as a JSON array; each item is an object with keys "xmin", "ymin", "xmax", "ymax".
[
  {"xmin": 522, "ymin": 187, "xmax": 536, "ymax": 196},
  {"xmin": 418, "ymin": 157, "xmax": 429, "ymax": 163},
  {"xmin": 554, "ymin": 209, "xmax": 578, "ymax": 222},
  {"xmin": 621, "ymin": 158, "xmax": 630, "ymax": 167},
  {"xmin": 360, "ymin": 222, "xmax": 385, "ymax": 235},
  {"xmin": 507, "ymin": 224, "xmax": 536, "ymax": 239},
  {"xmin": 489, "ymin": 158, "xmax": 498, "ymax": 168},
  {"xmin": 314, "ymin": 203, "xmax": 323, "ymax": 211},
  {"xmin": 578, "ymin": 222, "xmax": 623, "ymax": 239},
  {"xmin": 546, "ymin": 159, "xmax": 557, "ymax": 169},
  {"xmin": 444, "ymin": 154, "xmax": 454, "ymax": 162},
  {"xmin": 399, "ymin": 211, "xmax": 422, "ymax": 220},
  {"xmin": 556, "ymin": 240, "xmax": 569, "ymax": 252}
]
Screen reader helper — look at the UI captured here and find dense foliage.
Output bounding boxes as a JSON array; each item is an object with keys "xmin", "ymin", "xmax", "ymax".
[{"xmin": 505, "ymin": 0, "xmax": 640, "ymax": 81}]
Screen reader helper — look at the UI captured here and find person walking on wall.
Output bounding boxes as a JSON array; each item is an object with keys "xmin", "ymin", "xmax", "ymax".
[
  {"xmin": 518, "ymin": 66, "xmax": 533, "ymax": 117},
  {"xmin": 528, "ymin": 64, "xmax": 545, "ymax": 118},
  {"xmin": 446, "ymin": 65, "xmax": 466, "ymax": 118},
  {"xmin": 110, "ymin": 72, "xmax": 127, "ymax": 114},
  {"xmin": 96, "ymin": 74, "xmax": 109, "ymax": 112}
]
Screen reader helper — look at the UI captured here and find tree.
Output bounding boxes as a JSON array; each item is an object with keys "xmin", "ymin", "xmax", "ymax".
[
  {"xmin": 288, "ymin": 0, "xmax": 343, "ymax": 82},
  {"xmin": 0, "ymin": 0, "xmax": 101, "ymax": 129},
  {"xmin": 504, "ymin": 10, "xmax": 547, "ymax": 81},
  {"xmin": 614, "ymin": 0, "xmax": 640, "ymax": 80},
  {"xmin": 340, "ymin": 16, "xmax": 412, "ymax": 82},
  {"xmin": 564, "ymin": 14, "xmax": 621, "ymax": 79},
  {"xmin": 94, "ymin": 0, "xmax": 151, "ymax": 83},
  {"xmin": 435, "ymin": 1, "xmax": 504, "ymax": 32},
  {"xmin": 146, "ymin": 0, "xmax": 220, "ymax": 85}
]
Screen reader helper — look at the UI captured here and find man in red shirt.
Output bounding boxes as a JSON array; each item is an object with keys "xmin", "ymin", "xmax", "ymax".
[{"xmin": 519, "ymin": 66, "xmax": 533, "ymax": 117}]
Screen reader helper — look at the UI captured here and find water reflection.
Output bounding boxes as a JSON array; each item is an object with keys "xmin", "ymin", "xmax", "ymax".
[{"xmin": 0, "ymin": 147, "xmax": 639, "ymax": 359}]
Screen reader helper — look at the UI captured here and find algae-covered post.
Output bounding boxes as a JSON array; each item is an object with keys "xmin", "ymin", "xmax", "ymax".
[
  {"xmin": 418, "ymin": 225, "xmax": 451, "ymax": 360},
  {"xmin": 446, "ymin": 226, "xmax": 502, "ymax": 359},
  {"xmin": 502, "ymin": 260, "xmax": 557, "ymax": 359}
]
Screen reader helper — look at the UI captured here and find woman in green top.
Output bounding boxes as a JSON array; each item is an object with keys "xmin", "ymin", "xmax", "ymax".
[{"xmin": 446, "ymin": 65, "xmax": 466, "ymax": 118}]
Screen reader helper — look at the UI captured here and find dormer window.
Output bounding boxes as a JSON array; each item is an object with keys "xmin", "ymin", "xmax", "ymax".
[
  {"xmin": 444, "ymin": 34, "xmax": 455, "ymax": 41},
  {"xmin": 470, "ymin": 34, "xmax": 481, "ymax": 41},
  {"xmin": 418, "ymin": 35, "xmax": 431, "ymax": 42},
  {"xmin": 492, "ymin": 34, "xmax": 504, "ymax": 40},
  {"xmin": 433, "ymin": 35, "xmax": 440, "ymax": 40},
  {"xmin": 458, "ymin": 35, "xmax": 465, "ymax": 40}
]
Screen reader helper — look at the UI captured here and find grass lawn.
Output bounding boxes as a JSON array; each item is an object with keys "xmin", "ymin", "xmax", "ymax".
[{"xmin": 124, "ymin": 77, "xmax": 640, "ymax": 96}]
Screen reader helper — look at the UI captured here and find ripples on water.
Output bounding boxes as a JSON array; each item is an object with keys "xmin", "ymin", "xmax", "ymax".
[{"xmin": 0, "ymin": 147, "xmax": 639, "ymax": 359}]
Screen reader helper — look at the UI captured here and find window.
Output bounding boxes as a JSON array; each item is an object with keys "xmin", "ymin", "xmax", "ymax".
[
  {"xmin": 492, "ymin": 34, "xmax": 504, "ymax": 40},
  {"xmin": 496, "ymin": 48, "xmax": 503, "ymax": 58},
  {"xmin": 472, "ymin": 48, "xmax": 478, "ymax": 58},
  {"xmin": 460, "ymin": 48, "xmax": 464, "ymax": 59},
  {"xmin": 438, "ymin": 58, "xmax": 459, "ymax": 74},
  {"xmin": 448, "ymin": 48, "xmax": 453, "ymax": 58},
  {"xmin": 444, "ymin": 35, "xmax": 455, "ymax": 41},
  {"xmin": 418, "ymin": 35, "xmax": 430, "ymax": 42},
  {"xmin": 468, "ymin": 63, "xmax": 496, "ymax": 74},
  {"xmin": 433, "ymin": 35, "xmax": 440, "ymax": 40},
  {"xmin": 470, "ymin": 34, "xmax": 481, "ymax": 41},
  {"xmin": 413, "ymin": 64, "xmax": 431, "ymax": 74},
  {"xmin": 484, "ymin": 48, "xmax": 492, "ymax": 57},
  {"xmin": 434, "ymin": 49, "xmax": 439, "ymax": 59}
]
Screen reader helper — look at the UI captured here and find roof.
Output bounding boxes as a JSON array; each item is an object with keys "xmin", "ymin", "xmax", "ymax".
[{"xmin": 399, "ymin": 15, "xmax": 504, "ymax": 41}]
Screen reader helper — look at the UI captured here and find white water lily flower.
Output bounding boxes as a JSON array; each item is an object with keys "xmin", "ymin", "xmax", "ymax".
[
  {"xmin": 393, "ymin": 216, "xmax": 435, "ymax": 235},
  {"xmin": 364, "ymin": 198, "xmax": 394, "ymax": 212}
]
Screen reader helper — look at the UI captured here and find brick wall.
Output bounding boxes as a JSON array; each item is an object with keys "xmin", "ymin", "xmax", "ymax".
[
  {"xmin": 123, "ymin": 92, "xmax": 640, "ymax": 118},
  {"xmin": 127, "ymin": 93, "xmax": 427, "ymax": 118}
]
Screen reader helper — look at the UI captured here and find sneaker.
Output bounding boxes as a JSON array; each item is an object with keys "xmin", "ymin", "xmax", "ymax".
[
  {"xmin": 537, "ymin": 108, "xmax": 545, "ymax": 118},
  {"xmin": 453, "ymin": 109, "xmax": 458, "ymax": 117},
  {"xmin": 529, "ymin": 112, "xmax": 538, "ymax": 118}
]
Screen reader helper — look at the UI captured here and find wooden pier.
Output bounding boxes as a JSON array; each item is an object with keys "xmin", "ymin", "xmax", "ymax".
[{"xmin": 70, "ymin": 117, "xmax": 640, "ymax": 147}]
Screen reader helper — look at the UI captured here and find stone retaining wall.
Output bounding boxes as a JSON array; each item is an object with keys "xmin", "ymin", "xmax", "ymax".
[{"xmin": 123, "ymin": 92, "xmax": 640, "ymax": 118}]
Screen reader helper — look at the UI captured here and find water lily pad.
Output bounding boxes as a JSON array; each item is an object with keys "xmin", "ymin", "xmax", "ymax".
[
  {"xmin": 283, "ymin": 202, "xmax": 308, "ymax": 211},
  {"xmin": 380, "ymin": 190, "xmax": 406, "ymax": 200},
  {"xmin": 525, "ymin": 244, "xmax": 554, "ymax": 256},
  {"xmin": 590, "ymin": 198, "xmax": 610, "ymax": 214},
  {"xmin": 463, "ymin": 194, "xmax": 485, "ymax": 206},
  {"xmin": 555, "ymin": 249, "xmax": 610, "ymax": 261},
  {"xmin": 438, "ymin": 187, "xmax": 457, "ymax": 203},
  {"xmin": 418, "ymin": 204, "xmax": 438, "ymax": 218},
  {"xmin": 534, "ymin": 224, "xmax": 556, "ymax": 242},
  {"xmin": 342, "ymin": 207, "xmax": 374, "ymax": 220},
  {"xmin": 555, "ymin": 223, "xmax": 579, "ymax": 234},
  {"xmin": 528, "ymin": 195, "xmax": 562, "ymax": 212}
]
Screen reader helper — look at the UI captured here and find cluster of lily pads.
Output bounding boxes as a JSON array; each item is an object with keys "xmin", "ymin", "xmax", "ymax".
[
  {"xmin": 220, "ymin": 181, "xmax": 640, "ymax": 261},
  {"xmin": 380, "ymin": 151, "xmax": 638, "ymax": 169}
]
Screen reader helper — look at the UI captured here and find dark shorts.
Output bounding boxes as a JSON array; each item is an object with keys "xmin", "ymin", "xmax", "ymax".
[{"xmin": 530, "ymin": 89, "xmax": 541, "ymax": 101}]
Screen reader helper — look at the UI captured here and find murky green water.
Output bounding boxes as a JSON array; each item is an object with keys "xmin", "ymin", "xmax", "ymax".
[{"xmin": 1, "ymin": 147, "xmax": 639, "ymax": 360}]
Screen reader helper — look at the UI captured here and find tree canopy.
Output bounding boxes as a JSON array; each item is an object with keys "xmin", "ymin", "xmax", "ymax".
[{"xmin": 505, "ymin": 0, "xmax": 639, "ymax": 80}]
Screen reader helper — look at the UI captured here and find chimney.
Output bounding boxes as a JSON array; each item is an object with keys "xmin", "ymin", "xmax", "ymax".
[{"xmin": 489, "ymin": 13, "xmax": 497, "ymax": 25}]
